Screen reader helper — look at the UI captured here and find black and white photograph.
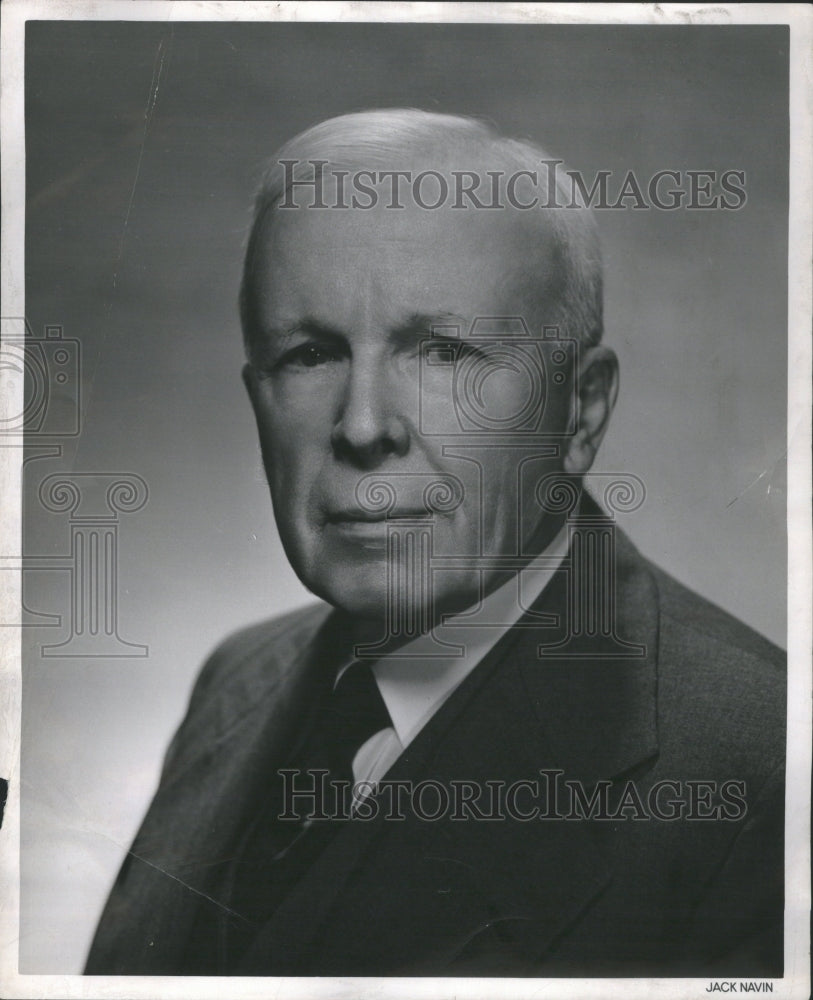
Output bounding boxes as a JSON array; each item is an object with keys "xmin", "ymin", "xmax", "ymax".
[{"xmin": 1, "ymin": 3, "xmax": 810, "ymax": 998}]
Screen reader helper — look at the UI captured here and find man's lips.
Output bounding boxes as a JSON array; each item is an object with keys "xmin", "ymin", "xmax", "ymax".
[
  {"xmin": 327, "ymin": 509, "xmax": 387, "ymax": 524},
  {"xmin": 324, "ymin": 512, "xmax": 398, "ymax": 548},
  {"xmin": 326, "ymin": 509, "xmax": 431, "ymax": 524},
  {"xmin": 323, "ymin": 505, "xmax": 453, "ymax": 551}
]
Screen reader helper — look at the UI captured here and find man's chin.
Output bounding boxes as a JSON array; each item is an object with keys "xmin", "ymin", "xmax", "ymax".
[
  {"xmin": 306, "ymin": 565, "xmax": 391, "ymax": 620},
  {"xmin": 307, "ymin": 568, "xmax": 485, "ymax": 640}
]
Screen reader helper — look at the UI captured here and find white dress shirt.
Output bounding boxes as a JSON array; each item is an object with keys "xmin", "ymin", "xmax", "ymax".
[{"xmin": 334, "ymin": 521, "xmax": 570, "ymax": 794}]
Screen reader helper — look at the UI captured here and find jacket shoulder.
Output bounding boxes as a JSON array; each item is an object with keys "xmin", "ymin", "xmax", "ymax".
[
  {"xmin": 646, "ymin": 562, "xmax": 786, "ymax": 778},
  {"xmin": 161, "ymin": 603, "xmax": 330, "ymax": 777},
  {"xmin": 648, "ymin": 562, "xmax": 785, "ymax": 669},
  {"xmin": 187, "ymin": 602, "xmax": 331, "ymax": 710}
]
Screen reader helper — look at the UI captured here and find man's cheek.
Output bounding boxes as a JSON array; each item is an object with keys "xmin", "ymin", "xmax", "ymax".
[{"xmin": 268, "ymin": 448, "xmax": 308, "ymax": 502}]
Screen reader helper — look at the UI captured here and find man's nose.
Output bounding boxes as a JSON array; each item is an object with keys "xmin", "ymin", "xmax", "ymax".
[{"xmin": 331, "ymin": 362, "xmax": 410, "ymax": 467}]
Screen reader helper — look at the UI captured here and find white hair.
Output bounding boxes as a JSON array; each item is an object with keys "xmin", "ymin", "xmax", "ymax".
[{"xmin": 240, "ymin": 109, "xmax": 603, "ymax": 349}]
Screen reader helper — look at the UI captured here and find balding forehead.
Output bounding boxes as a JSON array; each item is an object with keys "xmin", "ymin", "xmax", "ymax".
[
  {"xmin": 264, "ymin": 175, "xmax": 560, "ymax": 270},
  {"xmin": 253, "ymin": 194, "xmax": 565, "ymax": 336}
]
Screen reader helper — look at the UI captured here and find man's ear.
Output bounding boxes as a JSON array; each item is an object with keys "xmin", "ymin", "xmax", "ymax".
[{"xmin": 562, "ymin": 345, "xmax": 619, "ymax": 475}]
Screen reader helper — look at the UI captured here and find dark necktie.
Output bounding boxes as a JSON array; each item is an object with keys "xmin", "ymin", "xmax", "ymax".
[
  {"xmin": 219, "ymin": 661, "xmax": 391, "ymax": 970},
  {"xmin": 324, "ymin": 660, "xmax": 393, "ymax": 786}
]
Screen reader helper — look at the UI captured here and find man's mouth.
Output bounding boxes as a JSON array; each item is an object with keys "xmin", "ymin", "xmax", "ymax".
[
  {"xmin": 324, "ymin": 507, "xmax": 436, "ymax": 549},
  {"xmin": 326, "ymin": 508, "xmax": 432, "ymax": 525},
  {"xmin": 327, "ymin": 509, "xmax": 389, "ymax": 524}
]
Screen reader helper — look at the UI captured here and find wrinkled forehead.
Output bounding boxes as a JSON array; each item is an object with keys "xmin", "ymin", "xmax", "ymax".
[{"xmin": 252, "ymin": 184, "xmax": 565, "ymax": 331}]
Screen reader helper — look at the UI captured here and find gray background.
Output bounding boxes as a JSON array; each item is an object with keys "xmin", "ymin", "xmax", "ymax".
[{"xmin": 20, "ymin": 21, "xmax": 788, "ymax": 971}]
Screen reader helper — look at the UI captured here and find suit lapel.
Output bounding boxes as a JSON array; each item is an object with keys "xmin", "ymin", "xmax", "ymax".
[{"xmin": 520, "ymin": 524, "xmax": 660, "ymax": 784}]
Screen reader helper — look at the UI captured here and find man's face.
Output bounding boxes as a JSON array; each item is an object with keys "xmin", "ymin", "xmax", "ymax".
[{"xmin": 244, "ymin": 196, "xmax": 573, "ymax": 623}]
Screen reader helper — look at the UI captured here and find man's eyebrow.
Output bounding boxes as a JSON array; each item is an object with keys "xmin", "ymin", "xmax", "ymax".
[
  {"xmin": 262, "ymin": 317, "xmax": 347, "ymax": 341},
  {"xmin": 260, "ymin": 313, "xmax": 467, "ymax": 343}
]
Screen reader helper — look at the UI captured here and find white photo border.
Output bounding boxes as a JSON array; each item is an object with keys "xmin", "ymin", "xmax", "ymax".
[{"xmin": 1, "ymin": 3, "xmax": 810, "ymax": 998}]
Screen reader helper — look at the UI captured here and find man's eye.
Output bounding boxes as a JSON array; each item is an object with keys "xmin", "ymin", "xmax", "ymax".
[{"xmin": 282, "ymin": 343, "xmax": 344, "ymax": 369}]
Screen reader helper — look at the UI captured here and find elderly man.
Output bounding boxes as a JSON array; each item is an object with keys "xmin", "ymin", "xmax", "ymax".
[{"xmin": 86, "ymin": 111, "xmax": 785, "ymax": 978}]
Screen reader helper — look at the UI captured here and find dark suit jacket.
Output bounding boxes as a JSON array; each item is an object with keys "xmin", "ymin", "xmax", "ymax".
[{"xmin": 85, "ymin": 509, "xmax": 785, "ymax": 978}]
